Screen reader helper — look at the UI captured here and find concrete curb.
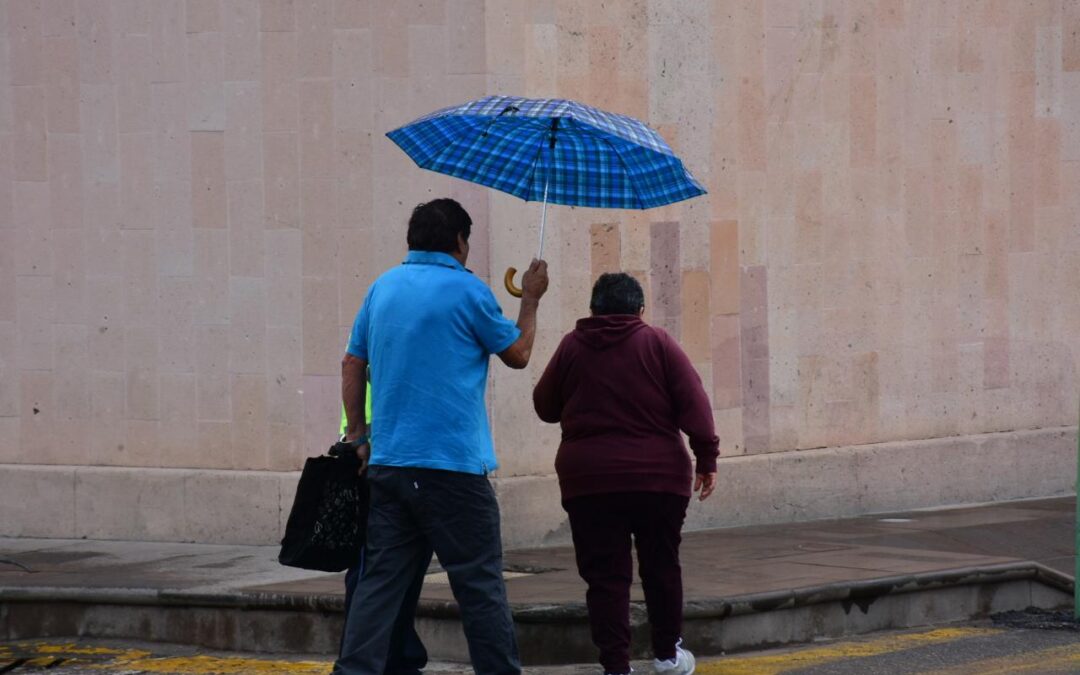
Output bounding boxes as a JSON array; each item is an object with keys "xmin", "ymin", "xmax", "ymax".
[
  {"xmin": 2, "ymin": 561, "xmax": 1071, "ymax": 619},
  {"xmin": 2, "ymin": 563, "xmax": 1073, "ymax": 663}
]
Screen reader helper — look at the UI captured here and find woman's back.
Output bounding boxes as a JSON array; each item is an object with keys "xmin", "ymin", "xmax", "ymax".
[{"xmin": 534, "ymin": 314, "xmax": 717, "ymax": 500}]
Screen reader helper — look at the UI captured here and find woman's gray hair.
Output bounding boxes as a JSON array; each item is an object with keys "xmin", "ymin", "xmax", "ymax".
[{"xmin": 590, "ymin": 273, "xmax": 645, "ymax": 316}]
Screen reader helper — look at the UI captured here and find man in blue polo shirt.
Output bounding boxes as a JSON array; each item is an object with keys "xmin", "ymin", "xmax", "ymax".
[{"xmin": 335, "ymin": 198, "xmax": 548, "ymax": 675}]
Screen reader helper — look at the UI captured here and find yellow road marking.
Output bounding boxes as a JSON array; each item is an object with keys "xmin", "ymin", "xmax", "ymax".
[
  {"xmin": 918, "ymin": 641, "xmax": 1080, "ymax": 675},
  {"xmin": 0, "ymin": 641, "xmax": 333, "ymax": 674},
  {"xmin": 6, "ymin": 642, "xmax": 151, "ymax": 657},
  {"xmin": 697, "ymin": 627, "xmax": 1001, "ymax": 675},
  {"xmin": 93, "ymin": 653, "xmax": 333, "ymax": 674}
]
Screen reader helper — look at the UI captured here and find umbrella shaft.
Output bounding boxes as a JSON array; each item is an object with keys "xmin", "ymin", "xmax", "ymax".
[{"xmin": 538, "ymin": 178, "xmax": 549, "ymax": 260}]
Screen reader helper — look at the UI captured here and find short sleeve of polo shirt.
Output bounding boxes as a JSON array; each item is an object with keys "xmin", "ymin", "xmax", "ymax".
[
  {"xmin": 469, "ymin": 285, "xmax": 521, "ymax": 355},
  {"xmin": 345, "ymin": 287, "xmax": 374, "ymax": 359}
]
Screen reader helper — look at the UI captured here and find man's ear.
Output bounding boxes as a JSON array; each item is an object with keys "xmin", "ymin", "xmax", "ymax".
[{"xmin": 457, "ymin": 233, "xmax": 469, "ymax": 254}]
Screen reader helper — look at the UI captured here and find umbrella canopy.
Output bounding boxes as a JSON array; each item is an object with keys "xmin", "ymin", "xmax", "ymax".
[{"xmin": 386, "ymin": 96, "xmax": 706, "ymax": 210}]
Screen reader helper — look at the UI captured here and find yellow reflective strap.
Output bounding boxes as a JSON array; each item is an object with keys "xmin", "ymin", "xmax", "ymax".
[{"xmin": 340, "ymin": 381, "xmax": 373, "ymax": 435}]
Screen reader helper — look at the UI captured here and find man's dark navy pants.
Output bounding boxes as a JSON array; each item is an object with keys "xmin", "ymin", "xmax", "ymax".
[
  {"xmin": 334, "ymin": 466, "xmax": 521, "ymax": 675},
  {"xmin": 341, "ymin": 549, "xmax": 427, "ymax": 674}
]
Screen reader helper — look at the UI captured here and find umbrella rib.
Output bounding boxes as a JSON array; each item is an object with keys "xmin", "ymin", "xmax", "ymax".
[
  {"xmin": 417, "ymin": 117, "xmax": 488, "ymax": 170},
  {"xmin": 597, "ymin": 136, "xmax": 647, "ymax": 209},
  {"xmin": 524, "ymin": 134, "xmax": 551, "ymax": 203}
]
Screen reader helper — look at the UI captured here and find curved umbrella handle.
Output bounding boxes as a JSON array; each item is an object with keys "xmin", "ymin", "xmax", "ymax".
[{"xmin": 504, "ymin": 267, "xmax": 523, "ymax": 298}]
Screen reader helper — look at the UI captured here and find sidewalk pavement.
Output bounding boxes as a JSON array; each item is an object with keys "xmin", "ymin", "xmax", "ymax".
[{"xmin": 1, "ymin": 497, "xmax": 1074, "ymax": 666}]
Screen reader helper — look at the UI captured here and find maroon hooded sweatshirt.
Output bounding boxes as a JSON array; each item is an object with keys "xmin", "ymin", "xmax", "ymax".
[{"xmin": 533, "ymin": 315, "xmax": 719, "ymax": 501}]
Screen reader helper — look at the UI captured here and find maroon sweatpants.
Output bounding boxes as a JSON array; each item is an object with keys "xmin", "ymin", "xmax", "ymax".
[{"xmin": 563, "ymin": 491, "xmax": 690, "ymax": 674}]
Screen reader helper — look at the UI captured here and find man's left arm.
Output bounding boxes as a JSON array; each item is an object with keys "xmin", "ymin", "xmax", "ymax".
[{"xmin": 340, "ymin": 353, "xmax": 370, "ymax": 472}]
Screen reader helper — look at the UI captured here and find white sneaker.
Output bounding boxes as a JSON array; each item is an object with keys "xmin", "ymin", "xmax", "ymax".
[{"xmin": 653, "ymin": 638, "xmax": 695, "ymax": 674}]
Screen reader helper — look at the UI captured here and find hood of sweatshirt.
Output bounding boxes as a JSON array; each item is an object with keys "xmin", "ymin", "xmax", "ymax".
[{"xmin": 572, "ymin": 314, "xmax": 648, "ymax": 350}]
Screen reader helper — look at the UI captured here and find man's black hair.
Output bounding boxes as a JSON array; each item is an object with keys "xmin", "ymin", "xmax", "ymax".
[
  {"xmin": 590, "ymin": 272, "xmax": 645, "ymax": 316},
  {"xmin": 406, "ymin": 198, "xmax": 472, "ymax": 253}
]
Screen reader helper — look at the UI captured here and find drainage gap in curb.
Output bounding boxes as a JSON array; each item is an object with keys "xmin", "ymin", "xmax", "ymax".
[{"xmin": 992, "ymin": 607, "xmax": 1080, "ymax": 631}]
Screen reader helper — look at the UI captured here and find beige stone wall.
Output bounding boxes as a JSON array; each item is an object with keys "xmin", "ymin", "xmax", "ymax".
[{"xmin": 1, "ymin": 0, "xmax": 1078, "ymax": 543}]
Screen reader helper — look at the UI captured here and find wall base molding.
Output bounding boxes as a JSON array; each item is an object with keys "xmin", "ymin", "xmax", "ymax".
[{"xmin": 1, "ymin": 427, "xmax": 1075, "ymax": 546}]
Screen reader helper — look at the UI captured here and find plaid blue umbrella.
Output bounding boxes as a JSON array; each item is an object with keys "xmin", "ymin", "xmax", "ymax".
[
  {"xmin": 387, "ymin": 96, "xmax": 705, "ymax": 294},
  {"xmin": 387, "ymin": 96, "xmax": 706, "ymax": 211}
]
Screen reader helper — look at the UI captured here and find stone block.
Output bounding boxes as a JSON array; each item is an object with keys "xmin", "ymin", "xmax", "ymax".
[
  {"xmin": 263, "ymin": 132, "xmax": 300, "ymax": 228},
  {"xmin": 151, "ymin": 83, "xmax": 191, "ymax": 183},
  {"xmin": 301, "ymin": 373, "xmax": 339, "ymax": 458},
  {"xmin": 76, "ymin": 0, "xmax": 114, "ymax": 84},
  {"xmin": 191, "ymin": 131, "xmax": 227, "ymax": 228},
  {"xmin": 765, "ymin": 447, "xmax": 858, "ymax": 522},
  {"xmin": 230, "ymin": 373, "xmax": 269, "ymax": 469},
  {"xmin": 650, "ymin": 221, "xmax": 681, "ymax": 338},
  {"xmin": 267, "ymin": 420, "xmax": 305, "ymax": 471},
  {"xmin": 488, "ymin": 358, "xmax": 561, "ymax": 477},
  {"xmin": 196, "ymin": 420, "xmax": 234, "ymax": 467},
  {"xmin": 150, "ymin": 1, "xmax": 186, "ymax": 83},
  {"xmin": 261, "ymin": 0, "xmax": 297, "ymax": 32},
  {"xmin": 15, "ymin": 275, "xmax": 52, "ymax": 370},
  {"xmin": 9, "ymin": 0, "xmax": 44, "ymax": 85},
  {"xmin": 223, "ymin": 0, "xmax": 261, "ymax": 81},
  {"xmin": 997, "ymin": 429, "xmax": 1076, "ymax": 500},
  {"xmin": 53, "ymin": 324, "xmax": 89, "ymax": 420},
  {"xmin": 228, "ymin": 275, "xmax": 267, "ymax": 374},
  {"xmin": 44, "ymin": 36, "xmax": 79, "ymax": 133},
  {"xmin": 186, "ymin": 0, "xmax": 221, "ymax": 33},
  {"xmin": 118, "ymin": 133, "xmax": 153, "ymax": 230},
  {"xmin": 13, "ymin": 85, "xmax": 46, "ymax": 180},
  {"xmin": 301, "ymin": 277, "xmax": 339, "ymax": 376},
  {"xmin": 12, "ymin": 178, "xmax": 50, "ymax": 238},
  {"xmin": 334, "ymin": 0, "xmax": 369, "ymax": 28},
  {"xmin": 0, "ymin": 465, "xmax": 76, "ymax": 537},
  {"xmin": 1030, "ymin": 581, "xmax": 1072, "ymax": 610},
  {"xmin": 0, "ymin": 136, "xmax": 11, "ymax": 226},
  {"xmin": 186, "ymin": 33, "xmax": 226, "ymax": 132},
  {"xmin": 686, "ymin": 451, "xmax": 780, "ymax": 530},
  {"xmin": 48, "ymin": 137, "xmax": 84, "ymax": 230},
  {"xmin": 855, "ymin": 439, "xmax": 948, "ymax": 514},
  {"xmin": 278, "ymin": 471, "xmax": 301, "ymax": 534},
  {"xmin": 183, "ymin": 470, "xmax": 282, "ymax": 544},
  {"xmin": 126, "ymin": 368, "xmax": 160, "ymax": 422},
  {"xmin": 159, "ymin": 373, "xmax": 199, "ymax": 467},
  {"xmin": 299, "ymin": 80, "xmax": 334, "ymax": 178},
  {"xmin": 261, "ymin": 31, "xmax": 298, "ymax": 132},
  {"xmin": 266, "ymin": 231, "xmax": 303, "ymax": 326},
  {"xmin": 492, "ymin": 474, "xmax": 568, "ymax": 549},
  {"xmin": 332, "ymin": 30, "xmax": 373, "ymax": 132},
  {"xmin": 42, "ymin": 0, "xmax": 77, "ymax": 37},
  {"xmin": 224, "ymin": 82, "xmax": 263, "ymax": 181},
  {"xmin": 680, "ymin": 270, "xmax": 710, "ymax": 363},
  {"xmin": 297, "ymin": 0, "xmax": 333, "ymax": 78},
  {"xmin": 711, "ymin": 314, "xmax": 741, "ymax": 410},
  {"xmin": 0, "ymin": 418, "xmax": 17, "ymax": 462},
  {"xmin": 74, "ymin": 468, "xmax": 186, "ymax": 540},
  {"xmin": 13, "ymin": 178, "xmax": 50, "ymax": 244}
]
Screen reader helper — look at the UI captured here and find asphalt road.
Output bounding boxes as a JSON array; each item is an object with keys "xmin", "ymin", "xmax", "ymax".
[{"xmin": 3, "ymin": 622, "xmax": 1079, "ymax": 674}]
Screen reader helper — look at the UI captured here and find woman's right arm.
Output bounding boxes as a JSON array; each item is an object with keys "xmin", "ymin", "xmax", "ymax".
[{"xmin": 661, "ymin": 331, "xmax": 720, "ymax": 475}]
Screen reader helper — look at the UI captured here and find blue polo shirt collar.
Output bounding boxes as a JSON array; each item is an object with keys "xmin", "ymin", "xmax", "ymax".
[{"xmin": 403, "ymin": 250, "xmax": 465, "ymax": 271}]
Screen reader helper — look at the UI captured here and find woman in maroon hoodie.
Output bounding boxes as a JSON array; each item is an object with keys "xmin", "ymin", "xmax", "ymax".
[{"xmin": 533, "ymin": 273, "xmax": 719, "ymax": 675}]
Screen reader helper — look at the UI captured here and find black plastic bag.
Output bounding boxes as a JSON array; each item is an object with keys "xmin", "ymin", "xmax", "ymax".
[{"xmin": 278, "ymin": 444, "xmax": 368, "ymax": 572}]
